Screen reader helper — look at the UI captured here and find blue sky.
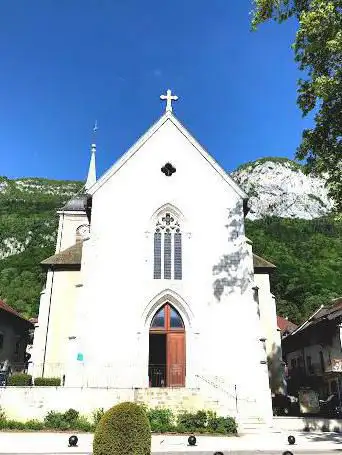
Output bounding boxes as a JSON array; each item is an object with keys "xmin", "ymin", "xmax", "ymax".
[{"xmin": 0, "ymin": 1, "xmax": 312, "ymax": 181}]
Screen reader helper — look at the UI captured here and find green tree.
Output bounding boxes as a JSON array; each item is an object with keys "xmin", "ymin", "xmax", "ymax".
[
  {"xmin": 246, "ymin": 216, "xmax": 342, "ymax": 323},
  {"xmin": 252, "ymin": 0, "xmax": 342, "ymax": 211}
]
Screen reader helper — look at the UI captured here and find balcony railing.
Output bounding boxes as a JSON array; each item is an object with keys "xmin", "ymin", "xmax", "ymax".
[{"xmin": 0, "ymin": 362, "xmax": 186, "ymax": 388}]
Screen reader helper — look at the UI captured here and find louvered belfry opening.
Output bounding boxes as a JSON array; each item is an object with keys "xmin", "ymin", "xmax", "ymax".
[{"xmin": 153, "ymin": 212, "xmax": 182, "ymax": 280}]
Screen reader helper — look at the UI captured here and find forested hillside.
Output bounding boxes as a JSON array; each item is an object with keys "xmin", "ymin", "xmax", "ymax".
[
  {"xmin": 0, "ymin": 175, "xmax": 340, "ymax": 324},
  {"xmin": 0, "ymin": 177, "xmax": 82, "ymax": 318},
  {"xmin": 246, "ymin": 217, "xmax": 342, "ymax": 324}
]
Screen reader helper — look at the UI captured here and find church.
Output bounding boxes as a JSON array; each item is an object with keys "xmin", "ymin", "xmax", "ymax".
[{"xmin": 30, "ymin": 91, "xmax": 281, "ymax": 424}]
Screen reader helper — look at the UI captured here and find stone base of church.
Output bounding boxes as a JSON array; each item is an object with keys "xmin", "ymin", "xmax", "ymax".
[{"xmin": 0, "ymin": 385, "xmax": 273, "ymax": 428}]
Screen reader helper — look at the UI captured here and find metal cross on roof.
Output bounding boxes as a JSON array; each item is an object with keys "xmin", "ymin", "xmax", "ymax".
[{"xmin": 160, "ymin": 89, "xmax": 178, "ymax": 113}]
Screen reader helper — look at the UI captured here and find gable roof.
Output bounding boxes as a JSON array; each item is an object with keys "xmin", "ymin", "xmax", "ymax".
[
  {"xmin": 41, "ymin": 242, "xmax": 83, "ymax": 267},
  {"xmin": 61, "ymin": 195, "xmax": 88, "ymax": 212},
  {"xmin": 292, "ymin": 297, "xmax": 342, "ymax": 335},
  {"xmin": 253, "ymin": 254, "xmax": 276, "ymax": 270},
  {"xmin": 88, "ymin": 111, "xmax": 248, "ymax": 200},
  {"xmin": 0, "ymin": 299, "xmax": 33, "ymax": 326}
]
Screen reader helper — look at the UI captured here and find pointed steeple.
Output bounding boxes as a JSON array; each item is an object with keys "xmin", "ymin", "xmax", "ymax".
[{"xmin": 85, "ymin": 122, "xmax": 97, "ymax": 191}]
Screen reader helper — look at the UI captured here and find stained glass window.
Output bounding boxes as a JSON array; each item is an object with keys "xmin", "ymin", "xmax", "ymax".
[
  {"xmin": 164, "ymin": 230, "xmax": 172, "ymax": 279},
  {"xmin": 151, "ymin": 307, "xmax": 165, "ymax": 328},
  {"xmin": 170, "ymin": 307, "xmax": 184, "ymax": 328},
  {"xmin": 174, "ymin": 231, "xmax": 182, "ymax": 280},
  {"xmin": 153, "ymin": 212, "xmax": 183, "ymax": 280},
  {"xmin": 154, "ymin": 231, "xmax": 161, "ymax": 279},
  {"xmin": 150, "ymin": 305, "xmax": 184, "ymax": 330}
]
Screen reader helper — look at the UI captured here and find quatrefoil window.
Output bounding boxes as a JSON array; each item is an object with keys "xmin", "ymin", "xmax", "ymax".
[{"xmin": 161, "ymin": 162, "xmax": 176, "ymax": 177}]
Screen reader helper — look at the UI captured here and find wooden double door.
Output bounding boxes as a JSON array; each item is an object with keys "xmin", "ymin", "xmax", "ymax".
[{"xmin": 149, "ymin": 304, "xmax": 185, "ymax": 387}]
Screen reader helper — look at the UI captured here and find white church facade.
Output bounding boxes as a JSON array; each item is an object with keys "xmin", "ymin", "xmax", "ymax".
[{"xmin": 31, "ymin": 91, "xmax": 281, "ymax": 423}]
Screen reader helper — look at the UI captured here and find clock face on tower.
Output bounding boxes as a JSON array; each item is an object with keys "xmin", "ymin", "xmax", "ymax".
[{"xmin": 76, "ymin": 224, "xmax": 90, "ymax": 239}]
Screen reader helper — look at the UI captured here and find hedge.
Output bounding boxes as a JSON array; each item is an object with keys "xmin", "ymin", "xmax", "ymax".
[
  {"xmin": 0, "ymin": 406, "xmax": 237, "ymax": 435},
  {"xmin": 34, "ymin": 377, "xmax": 61, "ymax": 386},
  {"xmin": 7, "ymin": 374, "xmax": 32, "ymax": 386}
]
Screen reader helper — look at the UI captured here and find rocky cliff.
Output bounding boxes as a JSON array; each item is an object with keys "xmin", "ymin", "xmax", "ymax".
[{"xmin": 232, "ymin": 157, "xmax": 333, "ymax": 220}]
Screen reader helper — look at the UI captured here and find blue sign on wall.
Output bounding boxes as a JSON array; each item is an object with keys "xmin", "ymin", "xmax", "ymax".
[{"xmin": 77, "ymin": 353, "xmax": 84, "ymax": 361}]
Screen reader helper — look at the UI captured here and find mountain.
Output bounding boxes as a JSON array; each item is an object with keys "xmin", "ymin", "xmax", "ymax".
[
  {"xmin": 0, "ymin": 177, "xmax": 83, "ymax": 318},
  {"xmin": 0, "ymin": 161, "xmax": 340, "ymax": 324},
  {"xmin": 233, "ymin": 157, "xmax": 334, "ymax": 220}
]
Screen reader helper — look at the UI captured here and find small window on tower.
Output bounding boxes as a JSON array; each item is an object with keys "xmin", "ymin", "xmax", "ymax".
[{"xmin": 76, "ymin": 224, "xmax": 90, "ymax": 242}]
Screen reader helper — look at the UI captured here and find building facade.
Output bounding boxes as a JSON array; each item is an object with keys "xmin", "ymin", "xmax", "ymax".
[
  {"xmin": 0, "ymin": 300, "xmax": 33, "ymax": 372},
  {"xmin": 284, "ymin": 298, "xmax": 342, "ymax": 398},
  {"xmin": 31, "ymin": 94, "xmax": 280, "ymax": 423}
]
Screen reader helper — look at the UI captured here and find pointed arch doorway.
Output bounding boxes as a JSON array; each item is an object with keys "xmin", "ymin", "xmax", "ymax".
[{"xmin": 149, "ymin": 303, "xmax": 185, "ymax": 387}]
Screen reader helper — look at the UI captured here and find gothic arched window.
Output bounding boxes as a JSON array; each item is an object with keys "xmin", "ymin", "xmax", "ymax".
[{"xmin": 153, "ymin": 212, "xmax": 182, "ymax": 280}]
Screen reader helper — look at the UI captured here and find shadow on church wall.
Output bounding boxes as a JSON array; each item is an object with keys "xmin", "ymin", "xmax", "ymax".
[
  {"xmin": 212, "ymin": 201, "xmax": 251, "ymax": 301},
  {"xmin": 268, "ymin": 341, "xmax": 286, "ymax": 395}
]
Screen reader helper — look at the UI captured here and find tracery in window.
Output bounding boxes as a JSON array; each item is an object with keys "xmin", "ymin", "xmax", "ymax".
[{"xmin": 153, "ymin": 212, "xmax": 182, "ymax": 280}]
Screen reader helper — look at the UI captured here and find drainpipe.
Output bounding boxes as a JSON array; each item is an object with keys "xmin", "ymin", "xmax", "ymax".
[{"xmin": 42, "ymin": 268, "xmax": 55, "ymax": 378}]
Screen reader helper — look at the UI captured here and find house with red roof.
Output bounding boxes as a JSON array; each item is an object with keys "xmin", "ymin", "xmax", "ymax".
[
  {"xmin": 0, "ymin": 299, "xmax": 33, "ymax": 371},
  {"xmin": 277, "ymin": 315, "xmax": 297, "ymax": 338}
]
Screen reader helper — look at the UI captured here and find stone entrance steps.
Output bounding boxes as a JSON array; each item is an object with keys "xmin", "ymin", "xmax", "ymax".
[{"xmin": 238, "ymin": 416, "xmax": 273, "ymax": 433}]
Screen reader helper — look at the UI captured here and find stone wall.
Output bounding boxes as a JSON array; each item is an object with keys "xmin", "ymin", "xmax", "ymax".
[{"xmin": 0, "ymin": 386, "xmax": 229, "ymax": 422}]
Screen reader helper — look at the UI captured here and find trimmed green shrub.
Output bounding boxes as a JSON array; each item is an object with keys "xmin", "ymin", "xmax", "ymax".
[
  {"xmin": 7, "ymin": 374, "xmax": 32, "ymax": 386},
  {"xmin": 0, "ymin": 407, "xmax": 6, "ymax": 422},
  {"xmin": 0, "ymin": 420, "xmax": 7, "ymax": 430},
  {"xmin": 0, "ymin": 406, "xmax": 236, "ymax": 435},
  {"xmin": 43, "ymin": 409, "xmax": 80, "ymax": 430},
  {"xmin": 207, "ymin": 412, "xmax": 237, "ymax": 434},
  {"xmin": 76, "ymin": 415, "xmax": 94, "ymax": 432},
  {"xmin": 147, "ymin": 408, "xmax": 174, "ymax": 432},
  {"xmin": 63, "ymin": 408, "xmax": 79, "ymax": 425},
  {"xmin": 176, "ymin": 410, "xmax": 208, "ymax": 433},
  {"xmin": 25, "ymin": 419, "xmax": 45, "ymax": 430},
  {"xmin": 44, "ymin": 411, "xmax": 70, "ymax": 430},
  {"xmin": 34, "ymin": 377, "xmax": 61, "ymax": 386},
  {"xmin": 175, "ymin": 410, "xmax": 237, "ymax": 434},
  {"xmin": 0, "ymin": 408, "xmax": 7, "ymax": 430},
  {"xmin": 5, "ymin": 420, "xmax": 26, "ymax": 430},
  {"xmin": 93, "ymin": 402, "xmax": 151, "ymax": 455},
  {"xmin": 93, "ymin": 408, "xmax": 105, "ymax": 426}
]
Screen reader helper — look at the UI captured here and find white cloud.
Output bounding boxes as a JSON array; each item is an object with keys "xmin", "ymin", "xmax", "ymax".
[{"xmin": 153, "ymin": 69, "xmax": 162, "ymax": 77}]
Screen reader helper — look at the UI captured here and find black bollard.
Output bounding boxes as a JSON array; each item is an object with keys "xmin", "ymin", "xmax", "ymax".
[
  {"xmin": 214, "ymin": 452, "xmax": 224, "ymax": 455},
  {"xmin": 188, "ymin": 435, "xmax": 197, "ymax": 446},
  {"xmin": 68, "ymin": 435, "xmax": 78, "ymax": 447},
  {"xmin": 283, "ymin": 452, "xmax": 293, "ymax": 455},
  {"xmin": 288, "ymin": 435, "xmax": 296, "ymax": 445}
]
